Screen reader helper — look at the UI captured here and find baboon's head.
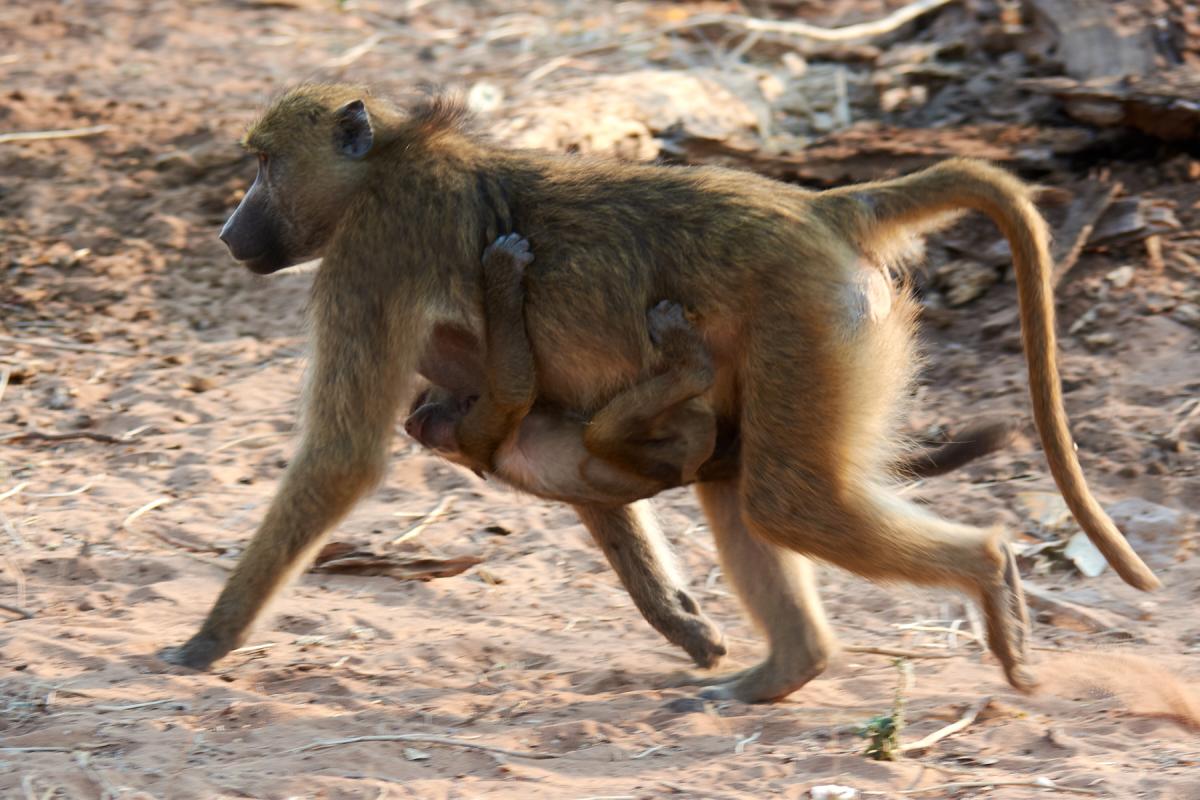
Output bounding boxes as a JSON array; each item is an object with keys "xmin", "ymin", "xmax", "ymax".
[{"xmin": 220, "ymin": 85, "xmax": 382, "ymax": 274}]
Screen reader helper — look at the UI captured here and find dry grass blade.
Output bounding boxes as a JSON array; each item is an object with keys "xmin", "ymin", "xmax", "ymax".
[
  {"xmin": 898, "ymin": 778, "xmax": 1099, "ymax": 795},
  {"xmin": 901, "ymin": 696, "xmax": 992, "ymax": 753},
  {"xmin": 290, "ymin": 733, "xmax": 565, "ymax": 759},
  {"xmin": 120, "ymin": 498, "xmax": 231, "ymax": 570},
  {"xmin": 0, "ymin": 482, "xmax": 28, "ymax": 502},
  {"xmin": 391, "ymin": 494, "xmax": 457, "ymax": 545},
  {"xmin": 0, "ymin": 124, "xmax": 113, "ymax": 144}
]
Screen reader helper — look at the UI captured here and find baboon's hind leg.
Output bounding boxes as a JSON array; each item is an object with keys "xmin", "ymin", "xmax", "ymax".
[
  {"xmin": 738, "ymin": 290, "xmax": 1034, "ymax": 692},
  {"xmin": 690, "ymin": 478, "xmax": 836, "ymax": 703}
]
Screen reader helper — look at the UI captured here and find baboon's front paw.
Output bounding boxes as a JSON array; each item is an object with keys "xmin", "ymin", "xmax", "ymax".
[
  {"xmin": 670, "ymin": 600, "xmax": 727, "ymax": 669},
  {"xmin": 157, "ymin": 633, "xmax": 229, "ymax": 671},
  {"xmin": 647, "ymin": 300, "xmax": 689, "ymax": 345},
  {"xmin": 484, "ymin": 233, "xmax": 534, "ymax": 272}
]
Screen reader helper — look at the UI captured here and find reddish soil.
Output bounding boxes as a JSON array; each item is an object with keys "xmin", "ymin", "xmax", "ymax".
[{"xmin": 1, "ymin": 1, "xmax": 1197, "ymax": 798}]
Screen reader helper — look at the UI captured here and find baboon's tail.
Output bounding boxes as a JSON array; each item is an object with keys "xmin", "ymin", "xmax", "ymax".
[{"xmin": 817, "ymin": 158, "xmax": 1160, "ymax": 591}]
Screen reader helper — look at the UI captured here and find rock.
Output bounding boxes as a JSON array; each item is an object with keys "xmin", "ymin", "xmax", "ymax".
[
  {"xmin": 934, "ymin": 260, "xmax": 998, "ymax": 306},
  {"xmin": 1107, "ymin": 498, "xmax": 1192, "ymax": 570},
  {"xmin": 663, "ymin": 697, "xmax": 709, "ymax": 714},
  {"xmin": 1063, "ymin": 532, "xmax": 1108, "ymax": 577},
  {"xmin": 185, "ymin": 374, "xmax": 215, "ymax": 393},
  {"xmin": 1083, "ymin": 331, "xmax": 1117, "ymax": 349},
  {"xmin": 1172, "ymin": 302, "xmax": 1200, "ymax": 329},
  {"xmin": 1106, "ymin": 265, "xmax": 1135, "ymax": 288},
  {"xmin": 1016, "ymin": 491, "xmax": 1074, "ymax": 533}
]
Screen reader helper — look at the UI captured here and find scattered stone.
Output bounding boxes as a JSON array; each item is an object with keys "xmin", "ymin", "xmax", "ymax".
[
  {"xmin": 186, "ymin": 375, "xmax": 216, "ymax": 393},
  {"xmin": 935, "ymin": 260, "xmax": 998, "ymax": 306},
  {"xmin": 663, "ymin": 697, "xmax": 709, "ymax": 714},
  {"xmin": 811, "ymin": 786, "xmax": 858, "ymax": 800},
  {"xmin": 1106, "ymin": 265, "xmax": 1135, "ymax": 289},
  {"xmin": 1172, "ymin": 303, "xmax": 1200, "ymax": 329},
  {"xmin": 1107, "ymin": 498, "xmax": 1192, "ymax": 570},
  {"xmin": 1063, "ymin": 532, "xmax": 1108, "ymax": 577},
  {"xmin": 1083, "ymin": 332, "xmax": 1117, "ymax": 349}
]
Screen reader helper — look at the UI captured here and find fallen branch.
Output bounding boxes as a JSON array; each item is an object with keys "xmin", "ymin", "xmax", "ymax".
[
  {"xmin": 519, "ymin": 0, "xmax": 957, "ymax": 83},
  {"xmin": 0, "ymin": 124, "xmax": 112, "ymax": 145},
  {"xmin": 291, "ymin": 733, "xmax": 565, "ymax": 760},
  {"xmin": 901, "ymin": 696, "xmax": 992, "ymax": 753},
  {"xmin": 683, "ymin": 0, "xmax": 959, "ymax": 43}
]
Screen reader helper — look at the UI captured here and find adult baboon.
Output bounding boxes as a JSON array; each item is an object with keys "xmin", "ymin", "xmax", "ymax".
[{"xmin": 164, "ymin": 85, "xmax": 1156, "ymax": 703}]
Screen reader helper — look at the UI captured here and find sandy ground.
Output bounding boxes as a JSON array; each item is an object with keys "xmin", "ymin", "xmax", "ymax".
[{"xmin": 1, "ymin": 1, "xmax": 1199, "ymax": 798}]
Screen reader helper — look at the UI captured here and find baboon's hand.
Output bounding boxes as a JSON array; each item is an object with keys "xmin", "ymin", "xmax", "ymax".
[
  {"xmin": 483, "ymin": 233, "xmax": 534, "ymax": 279},
  {"xmin": 647, "ymin": 300, "xmax": 689, "ymax": 347}
]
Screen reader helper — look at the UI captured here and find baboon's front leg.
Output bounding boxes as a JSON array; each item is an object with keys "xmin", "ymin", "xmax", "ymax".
[
  {"xmin": 574, "ymin": 502, "xmax": 726, "ymax": 668},
  {"xmin": 161, "ymin": 295, "xmax": 418, "ymax": 670}
]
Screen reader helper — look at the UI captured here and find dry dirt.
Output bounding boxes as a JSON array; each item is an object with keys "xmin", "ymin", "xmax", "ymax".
[{"xmin": 1, "ymin": 1, "xmax": 1198, "ymax": 798}]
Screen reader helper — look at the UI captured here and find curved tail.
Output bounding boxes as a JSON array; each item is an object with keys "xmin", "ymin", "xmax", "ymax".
[{"xmin": 818, "ymin": 158, "xmax": 1160, "ymax": 591}]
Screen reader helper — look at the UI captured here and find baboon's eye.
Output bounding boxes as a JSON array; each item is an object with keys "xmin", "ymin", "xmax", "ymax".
[{"xmin": 258, "ymin": 153, "xmax": 269, "ymax": 169}]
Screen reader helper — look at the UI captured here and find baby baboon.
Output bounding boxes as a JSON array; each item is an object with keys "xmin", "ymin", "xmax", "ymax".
[
  {"xmin": 407, "ymin": 233, "xmax": 723, "ymax": 505},
  {"xmin": 165, "ymin": 85, "xmax": 1157, "ymax": 704},
  {"xmin": 410, "ymin": 232, "xmax": 1016, "ymax": 502}
]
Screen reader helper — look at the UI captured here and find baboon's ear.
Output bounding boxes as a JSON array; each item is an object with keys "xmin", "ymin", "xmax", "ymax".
[{"xmin": 334, "ymin": 99, "xmax": 374, "ymax": 160}]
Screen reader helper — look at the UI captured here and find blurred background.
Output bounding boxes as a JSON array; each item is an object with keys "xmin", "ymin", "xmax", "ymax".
[{"xmin": 1, "ymin": 1, "xmax": 1198, "ymax": 798}]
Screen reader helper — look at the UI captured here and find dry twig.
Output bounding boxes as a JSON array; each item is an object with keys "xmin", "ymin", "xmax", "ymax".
[
  {"xmin": 0, "ymin": 125, "xmax": 112, "ymax": 144},
  {"xmin": 898, "ymin": 778, "xmax": 1099, "ymax": 795},
  {"xmin": 0, "ymin": 601, "xmax": 34, "ymax": 619},
  {"xmin": 1, "ymin": 430, "xmax": 132, "ymax": 445},
  {"xmin": 901, "ymin": 697, "xmax": 992, "ymax": 753},
  {"xmin": 0, "ymin": 334, "xmax": 136, "ymax": 357},
  {"xmin": 391, "ymin": 494, "xmax": 457, "ymax": 545},
  {"xmin": 291, "ymin": 733, "xmax": 565, "ymax": 760},
  {"xmin": 674, "ymin": 0, "xmax": 958, "ymax": 43}
]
